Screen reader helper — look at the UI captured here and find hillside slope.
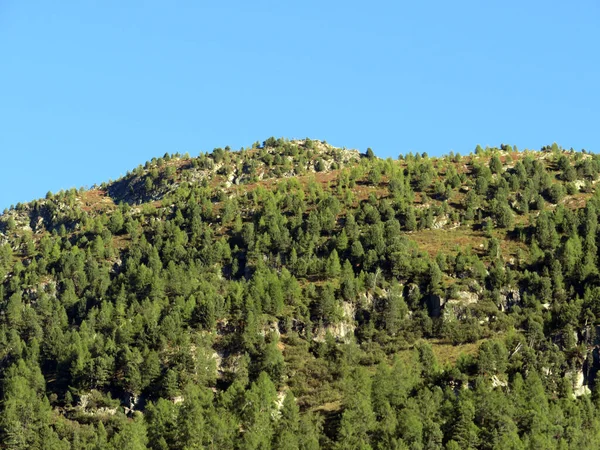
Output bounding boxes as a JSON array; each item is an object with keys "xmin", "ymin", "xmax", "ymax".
[{"xmin": 2, "ymin": 139, "xmax": 600, "ymax": 449}]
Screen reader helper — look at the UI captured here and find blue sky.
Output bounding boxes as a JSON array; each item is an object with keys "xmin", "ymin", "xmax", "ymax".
[{"xmin": 1, "ymin": 1, "xmax": 598, "ymax": 209}]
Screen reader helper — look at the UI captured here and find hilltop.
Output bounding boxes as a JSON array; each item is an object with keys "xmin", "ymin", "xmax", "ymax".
[{"xmin": 2, "ymin": 138, "xmax": 600, "ymax": 449}]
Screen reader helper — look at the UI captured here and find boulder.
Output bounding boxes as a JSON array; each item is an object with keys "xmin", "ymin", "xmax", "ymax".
[
  {"xmin": 454, "ymin": 291, "xmax": 479, "ymax": 305},
  {"xmin": 497, "ymin": 288, "xmax": 522, "ymax": 312},
  {"xmin": 431, "ymin": 215, "xmax": 448, "ymax": 229}
]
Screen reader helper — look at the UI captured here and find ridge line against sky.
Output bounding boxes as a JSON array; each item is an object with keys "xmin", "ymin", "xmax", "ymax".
[{"xmin": 0, "ymin": 0, "xmax": 598, "ymax": 209}]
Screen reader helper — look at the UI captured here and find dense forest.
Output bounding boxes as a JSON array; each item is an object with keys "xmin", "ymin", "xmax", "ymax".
[{"xmin": 3, "ymin": 138, "xmax": 600, "ymax": 449}]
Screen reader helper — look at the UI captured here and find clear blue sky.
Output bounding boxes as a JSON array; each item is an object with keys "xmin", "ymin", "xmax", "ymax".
[{"xmin": 1, "ymin": 1, "xmax": 598, "ymax": 209}]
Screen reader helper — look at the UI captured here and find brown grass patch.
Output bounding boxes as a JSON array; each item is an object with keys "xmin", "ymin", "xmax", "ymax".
[
  {"xmin": 394, "ymin": 338, "xmax": 484, "ymax": 367},
  {"xmin": 112, "ymin": 235, "xmax": 131, "ymax": 251},
  {"xmin": 404, "ymin": 227, "xmax": 486, "ymax": 257},
  {"xmin": 429, "ymin": 338, "xmax": 485, "ymax": 366},
  {"xmin": 313, "ymin": 400, "xmax": 342, "ymax": 413},
  {"xmin": 564, "ymin": 192, "xmax": 593, "ymax": 210},
  {"xmin": 79, "ymin": 189, "xmax": 115, "ymax": 213},
  {"xmin": 406, "ymin": 226, "xmax": 528, "ymax": 261}
]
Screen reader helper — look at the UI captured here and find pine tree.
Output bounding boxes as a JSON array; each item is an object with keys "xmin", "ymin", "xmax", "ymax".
[
  {"xmin": 0, "ymin": 361, "xmax": 61, "ymax": 449},
  {"xmin": 336, "ymin": 229, "xmax": 349, "ymax": 252},
  {"xmin": 242, "ymin": 372, "xmax": 277, "ymax": 450},
  {"xmin": 337, "ymin": 367, "xmax": 375, "ymax": 449},
  {"xmin": 380, "ymin": 282, "xmax": 408, "ymax": 335},
  {"xmin": 177, "ymin": 385, "xmax": 210, "ymax": 449},
  {"xmin": 351, "ymin": 240, "xmax": 365, "ymax": 263},
  {"xmin": 405, "ymin": 206, "xmax": 417, "ymax": 231},
  {"xmin": 273, "ymin": 391, "xmax": 300, "ymax": 450},
  {"xmin": 110, "ymin": 413, "xmax": 149, "ymax": 450},
  {"xmin": 489, "ymin": 154, "xmax": 503, "ymax": 174},
  {"xmin": 451, "ymin": 393, "xmax": 479, "ymax": 450},
  {"xmin": 326, "ymin": 249, "xmax": 342, "ymax": 277}
]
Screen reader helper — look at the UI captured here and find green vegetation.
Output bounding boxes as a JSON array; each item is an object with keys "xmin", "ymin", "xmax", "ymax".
[{"xmin": 2, "ymin": 138, "xmax": 600, "ymax": 448}]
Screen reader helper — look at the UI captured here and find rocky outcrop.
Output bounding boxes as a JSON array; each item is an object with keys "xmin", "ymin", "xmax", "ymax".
[
  {"xmin": 566, "ymin": 369, "xmax": 591, "ymax": 398},
  {"xmin": 497, "ymin": 288, "xmax": 522, "ymax": 312},
  {"xmin": 313, "ymin": 301, "xmax": 356, "ymax": 343},
  {"xmin": 491, "ymin": 375, "xmax": 508, "ymax": 388},
  {"xmin": 75, "ymin": 391, "xmax": 120, "ymax": 417},
  {"xmin": 122, "ymin": 392, "xmax": 146, "ymax": 415},
  {"xmin": 455, "ymin": 290, "xmax": 480, "ymax": 305},
  {"xmin": 215, "ymin": 352, "xmax": 244, "ymax": 379},
  {"xmin": 431, "ymin": 215, "xmax": 449, "ymax": 229},
  {"xmin": 259, "ymin": 320, "xmax": 281, "ymax": 337},
  {"xmin": 440, "ymin": 290, "xmax": 480, "ymax": 320}
]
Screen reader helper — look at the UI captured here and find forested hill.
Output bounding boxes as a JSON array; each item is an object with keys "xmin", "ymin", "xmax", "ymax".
[{"xmin": 4, "ymin": 138, "xmax": 600, "ymax": 449}]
